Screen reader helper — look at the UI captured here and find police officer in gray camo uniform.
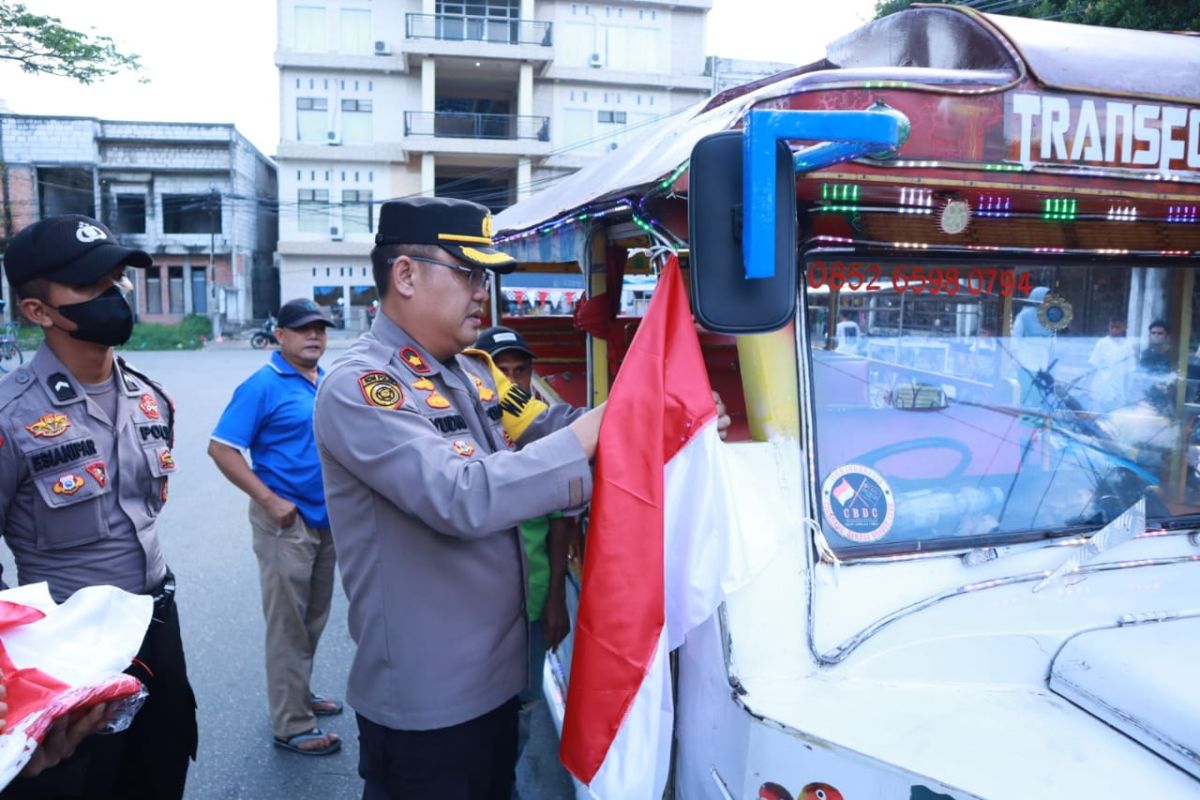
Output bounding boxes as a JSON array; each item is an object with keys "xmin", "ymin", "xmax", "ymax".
[
  {"xmin": 0, "ymin": 215, "xmax": 197, "ymax": 799},
  {"xmin": 313, "ymin": 197, "xmax": 604, "ymax": 799}
]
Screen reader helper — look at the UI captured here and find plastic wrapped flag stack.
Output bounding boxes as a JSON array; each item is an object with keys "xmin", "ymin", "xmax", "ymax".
[{"xmin": 0, "ymin": 582, "xmax": 151, "ymax": 788}]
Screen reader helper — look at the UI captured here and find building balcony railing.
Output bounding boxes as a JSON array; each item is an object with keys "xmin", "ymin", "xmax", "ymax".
[
  {"xmin": 405, "ymin": 13, "xmax": 552, "ymax": 47},
  {"xmin": 404, "ymin": 111, "xmax": 550, "ymax": 142}
]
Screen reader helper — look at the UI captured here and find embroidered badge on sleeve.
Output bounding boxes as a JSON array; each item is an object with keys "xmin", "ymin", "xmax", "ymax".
[
  {"xmin": 358, "ymin": 371, "xmax": 405, "ymax": 410},
  {"xmin": 139, "ymin": 393, "xmax": 161, "ymax": 420}
]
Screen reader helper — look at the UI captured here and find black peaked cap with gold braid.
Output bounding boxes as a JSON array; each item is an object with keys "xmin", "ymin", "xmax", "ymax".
[{"xmin": 375, "ymin": 197, "xmax": 516, "ymax": 273}]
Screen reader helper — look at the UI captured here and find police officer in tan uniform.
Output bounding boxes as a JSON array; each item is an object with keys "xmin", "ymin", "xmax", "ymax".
[
  {"xmin": 314, "ymin": 197, "xmax": 603, "ymax": 799},
  {"xmin": 0, "ymin": 215, "xmax": 197, "ymax": 799}
]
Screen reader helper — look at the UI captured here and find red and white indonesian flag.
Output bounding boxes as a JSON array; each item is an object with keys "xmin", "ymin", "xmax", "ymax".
[
  {"xmin": 561, "ymin": 256, "xmax": 772, "ymax": 798},
  {"xmin": 0, "ymin": 583, "xmax": 151, "ymax": 788}
]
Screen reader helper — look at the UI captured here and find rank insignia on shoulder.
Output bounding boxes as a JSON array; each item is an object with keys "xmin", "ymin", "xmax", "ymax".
[
  {"xmin": 139, "ymin": 393, "xmax": 161, "ymax": 420},
  {"xmin": 26, "ymin": 413, "xmax": 71, "ymax": 439},
  {"xmin": 85, "ymin": 461, "xmax": 108, "ymax": 488},
  {"xmin": 159, "ymin": 448, "xmax": 176, "ymax": 472},
  {"xmin": 452, "ymin": 440, "xmax": 475, "ymax": 457},
  {"xmin": 358, "ymin": 371, "xmax": 405, "ymax": 410},
  {"xmin": 52, "ymin": 473, "xmax": 85, "ymax": 496},
  {"xmin": 46, "ymin": 373, "xmax": 76, "ymax": 402},
  {"xmin": 413, "ymin": 377, "xmax": 435, "ymax": 391},
  {"xmin": 471, "ymin": 375, "xmax": 496, "ymax": 402},
  {"xmin": 399, "ymin": 347, "xmax": 432, "ymax": 375}
]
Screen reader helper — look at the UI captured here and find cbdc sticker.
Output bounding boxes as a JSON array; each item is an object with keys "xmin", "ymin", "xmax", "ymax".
[{"xmin": 821, "ymin": 464, "xmax": 895, "ymax": 543}]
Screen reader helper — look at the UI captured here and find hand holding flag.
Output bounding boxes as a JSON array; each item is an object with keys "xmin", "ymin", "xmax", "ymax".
[{"xmin": 560, "ymin": 255, "xmax": 775, "ymax": 798}]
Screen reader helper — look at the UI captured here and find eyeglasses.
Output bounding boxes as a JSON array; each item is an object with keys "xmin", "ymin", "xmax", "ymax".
[{"xmin": 391, "ymin": 255, "xmax": 491, "ymax": 292}]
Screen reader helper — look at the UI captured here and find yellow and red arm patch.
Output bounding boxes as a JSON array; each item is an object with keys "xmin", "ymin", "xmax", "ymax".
[{"xmin": 358, "ymin": 371, "xmax": 405, "ymax": 410}]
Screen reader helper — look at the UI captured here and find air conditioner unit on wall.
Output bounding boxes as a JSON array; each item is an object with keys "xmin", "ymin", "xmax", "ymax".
[
  {"xmin": 330, "ymin": 226, "xmax": 343, "ymax": 241},
  {"xmin": 588, "ymin": 52, "xmax": 603, "ymax": 68},
  {"xmin": 326, "ymin": 130, "xmax": 341, "ymax": 145},
  {"xmin": 374, "ymin": 40, "xmax": 392, "ymax": 56}
]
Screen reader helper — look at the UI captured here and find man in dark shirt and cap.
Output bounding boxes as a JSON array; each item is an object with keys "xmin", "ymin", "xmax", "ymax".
[
  {"xmin": 0, "ymin": 215, "xmax": 197, "ymax": 799},
  {"xmin": 313, "ymin": 197, "xmax": 604, "ymax": 799}
]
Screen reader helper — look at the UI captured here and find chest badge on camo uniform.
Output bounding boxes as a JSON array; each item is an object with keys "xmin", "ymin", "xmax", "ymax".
[
  {"xmin": 26, "ymin": 413, "xmax": 71, "ymax": 439},
  {"xmin": 358, "ymin": 371, "xmax": 405, "ymax": 410}
]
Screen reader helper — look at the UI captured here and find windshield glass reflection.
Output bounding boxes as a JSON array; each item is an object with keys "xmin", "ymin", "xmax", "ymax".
[{"xmin": 807, "ymin": 259, "xmax": 1200, "ymax": 556}]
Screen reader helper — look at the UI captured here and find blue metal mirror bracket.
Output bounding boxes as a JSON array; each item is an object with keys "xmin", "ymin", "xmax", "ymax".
[{"xmin": 742, "ymin": 108, "xmax": 910, "ymax": 279}]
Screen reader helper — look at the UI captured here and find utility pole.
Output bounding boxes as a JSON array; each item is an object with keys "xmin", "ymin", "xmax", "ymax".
[{"xmin": 208, "ymin": 187, "xmax": 221, "ymax": 339}]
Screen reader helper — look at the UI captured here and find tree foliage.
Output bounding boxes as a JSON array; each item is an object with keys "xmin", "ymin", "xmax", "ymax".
[
  {"xmin": 0, "ymin": 2, "xmax": 143, "ymax": 84},
  {"xmin": 873, "ymin": 0, "xmax": 1200, "ymax": 32}
]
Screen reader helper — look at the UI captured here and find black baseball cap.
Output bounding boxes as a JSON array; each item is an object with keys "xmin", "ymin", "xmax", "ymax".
[
  {"xmin": 374, "ymin": 197, "xmax": 516, "ymax": 273},
  {"xmin": 277, "ymin": 298, "xmax": 333, "ymax": 329},
  {"xmin": 475, "ymin": 326, "xmax": 535, "ymax": 359},
  {"xmin": 3, "ymin": 215, "xmax": 151, "ymax": 289}
]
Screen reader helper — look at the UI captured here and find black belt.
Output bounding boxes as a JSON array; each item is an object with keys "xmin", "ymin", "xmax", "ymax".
[{"xmin": 150, "ymin": 569, "xmax": 176, "ymax": 614}]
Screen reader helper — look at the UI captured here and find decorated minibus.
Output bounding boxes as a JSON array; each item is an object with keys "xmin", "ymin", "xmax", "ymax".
[{"xmin": 492, "ymin": 5, "xmax": 1200, "ymax": 797}]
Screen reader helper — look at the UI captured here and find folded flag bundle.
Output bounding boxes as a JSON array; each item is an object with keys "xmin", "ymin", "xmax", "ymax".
[{"xmin": 0, "ymin": 583, "xmax": 152, "ymax": 788}]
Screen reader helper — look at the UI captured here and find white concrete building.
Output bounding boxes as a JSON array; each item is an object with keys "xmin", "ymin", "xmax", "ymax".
[
  {"xmin": 0, "ymin": 114, "xmax": 278, "ymax": 326},
  {"xmin": 275, "ymin": 0, "xmax": 713, "ymax": 326}
]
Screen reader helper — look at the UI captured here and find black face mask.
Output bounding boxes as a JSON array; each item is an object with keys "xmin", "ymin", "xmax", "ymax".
[{"xmin": 54, "ymin": 285, "xmax": 135, "ymax": 347}]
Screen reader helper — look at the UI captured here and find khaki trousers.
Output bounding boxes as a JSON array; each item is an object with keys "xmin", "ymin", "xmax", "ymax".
[{"xmin": 249, "ymin": 499, "xmax": 337, "ymax": 740}]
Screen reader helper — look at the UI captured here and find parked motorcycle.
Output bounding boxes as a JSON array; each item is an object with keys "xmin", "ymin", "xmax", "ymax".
[{"xmin": 250, "ymin": 316, "xmax": 278, "ymax": 350}]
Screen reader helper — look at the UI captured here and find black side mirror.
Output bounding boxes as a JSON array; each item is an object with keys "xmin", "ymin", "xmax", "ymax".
[{"xmin": 688, "ymin": 130, "xmax": 797, "ymax": 334}]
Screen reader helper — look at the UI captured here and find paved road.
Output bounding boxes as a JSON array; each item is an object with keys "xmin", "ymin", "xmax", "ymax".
[{"xmin": 3, "ymin": 340, "xmax": 575, "ymax": 799}]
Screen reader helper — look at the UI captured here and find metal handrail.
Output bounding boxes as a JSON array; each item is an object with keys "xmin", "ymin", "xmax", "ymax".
[
  {"xmin": 405, "ymin": 13, "xmax": 552, "ymax": 46},
  {"xmin": 404, "ymin": 111, "xmax": 550, "ymax": 142}
]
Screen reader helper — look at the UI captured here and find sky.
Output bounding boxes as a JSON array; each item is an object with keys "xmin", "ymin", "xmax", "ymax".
[{"xmin": 0, "ymin": 0, "xmax": 879, "ymax": 157}]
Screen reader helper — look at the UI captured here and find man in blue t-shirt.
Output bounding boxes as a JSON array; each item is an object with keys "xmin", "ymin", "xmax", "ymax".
[{"xmin": 208, "ymin": 299, "xmax": 342, "ymax": 756}]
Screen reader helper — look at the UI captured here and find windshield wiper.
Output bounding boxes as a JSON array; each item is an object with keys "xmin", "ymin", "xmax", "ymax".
[
  {"xmin": 1032, "ymin": 498, "xmax": 1145, "ymax": 592},
  {"xmin": 1161, "ymin": 513, "xmax": 1200, "ymax": 531}
]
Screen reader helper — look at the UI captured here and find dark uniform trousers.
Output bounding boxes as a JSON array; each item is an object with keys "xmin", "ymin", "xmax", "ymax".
[
  {"xmin": 358, "ymin": 697, "xmax": 519, "ymax": 800},
  {"xmin": 1, "ymin": 574, "xmax": 198, "ymax": 800}
]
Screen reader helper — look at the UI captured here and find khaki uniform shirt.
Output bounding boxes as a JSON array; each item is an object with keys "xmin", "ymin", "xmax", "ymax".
[
  {"xmin": 314, "ymin": 313, "xmax": 591, "ymax": 731},
  {"xmin": 0, "ymin": 344, "xmax": 173, "ymax": 602}
]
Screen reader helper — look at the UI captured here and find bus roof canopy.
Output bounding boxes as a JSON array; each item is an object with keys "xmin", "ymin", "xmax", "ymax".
[{"xmin": 495, "ymin": 5, "xmax": 1200, "ymax": 240}]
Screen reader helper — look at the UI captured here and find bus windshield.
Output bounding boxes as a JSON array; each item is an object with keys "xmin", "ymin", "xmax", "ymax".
[{"xmin": 806, "ymin": 257, "xmax": 1200, "ymax": 557}]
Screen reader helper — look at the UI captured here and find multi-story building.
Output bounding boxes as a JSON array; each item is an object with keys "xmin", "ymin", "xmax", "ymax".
[
  {"xmin": 0, "ymin": 114, "xmax": 278, "ymax": 327},
  {"xmin": 275, "ymin": 0, "xmax": 713, "ymax": 327}
]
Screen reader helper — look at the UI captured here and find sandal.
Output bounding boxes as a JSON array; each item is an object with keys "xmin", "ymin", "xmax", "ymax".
[
  {"xmin": 273, "ymin": 727, "xmax": 342, "ymax": 756},
  {"xmin": 309, "ymin": 693, "xmax": 344, "ymax": 716}
]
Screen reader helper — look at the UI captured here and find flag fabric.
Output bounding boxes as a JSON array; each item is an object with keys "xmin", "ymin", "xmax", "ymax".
[
  {"xmin": 560, "ymin": 255, "xmax": 771, "ymax": 798},
  {"xmin": 0, "ymin": 583, "xmax": 152, "ymax": 789}
]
